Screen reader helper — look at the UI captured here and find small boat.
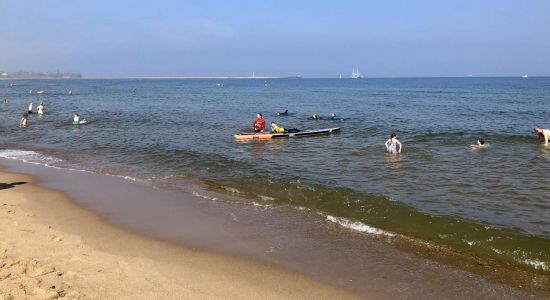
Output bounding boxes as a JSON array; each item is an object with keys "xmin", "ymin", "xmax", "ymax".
[
  {"xmin": 36, "ymin": 90, "xmax": 45, "ymax": 94},
  {"xmin": 522, "ymin": 74, "xmax": 528, "ymax": 78},
  {"xmin": 234, "ymin": 127, "xmax": 340, "ymax": 141},
  {"xmin": 351, "ymin": 68, "xmax": 362, "ymax": 79}
]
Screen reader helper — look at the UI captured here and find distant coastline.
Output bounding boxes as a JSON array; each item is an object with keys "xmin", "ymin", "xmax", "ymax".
[
  {"xmin": 82, "ymin": 75, "xmax": 303, "ymax": 80},
  {"xmin": 0, "ymin": 71, "xmax": 82, "ymax": 80},
  {"xmin": 0, "ymin": 74, "xmax": 303, "ymax": 80}
]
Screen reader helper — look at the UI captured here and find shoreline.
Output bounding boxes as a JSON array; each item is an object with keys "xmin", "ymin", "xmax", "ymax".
[
  {"xmin": 0, "ymin": 168, "xmax": 359, "ymax": 299},
  {"xmin": 0, "ymin": 159, "xmax": 545, "ymax": 299}
]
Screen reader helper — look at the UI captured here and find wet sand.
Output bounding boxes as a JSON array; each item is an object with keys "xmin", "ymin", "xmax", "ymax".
[
  {"xmin": 0, "ymin": 170, "xmax": 358, "ymax": 299},
  {"xmin": 0, "ymin": 160, "xmax": 545, "ymax": 299}
]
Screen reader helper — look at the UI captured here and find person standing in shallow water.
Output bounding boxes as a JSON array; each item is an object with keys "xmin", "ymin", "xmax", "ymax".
[
  {"xmin": 534, "ymin": 127, "xmax": 550, "ymax": 145},
  {"xmin": 19, "ymin": 112, "xmax": 29, "ymax": 128},
  {"xmin": 37, "ymin": 102, "xmax": 45, "ymax": 115},
  {"xmin": 385, "ymin": 132, "xmax": 402, "ymax": 154},
  {"xmin": 27, "ymin": 102, "xmax": 33, "ymax": 114}
]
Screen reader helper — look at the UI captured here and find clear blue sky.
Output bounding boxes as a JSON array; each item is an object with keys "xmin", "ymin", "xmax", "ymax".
[{"xmin": 1, "ymin": 0, "xmax": 549, "ymax": 77}]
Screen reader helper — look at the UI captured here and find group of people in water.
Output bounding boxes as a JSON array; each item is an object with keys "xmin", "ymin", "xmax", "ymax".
[
  {"xmin": 252, "ymin": 111, "xmax": 550, "ymax": 153},
  {"xmin": 18, "ymin": 100, "xmax": 84, "ymax": 128},
  {"xmin": 19, "ymin": 101, "xmax": 44, "ymax": 128}
]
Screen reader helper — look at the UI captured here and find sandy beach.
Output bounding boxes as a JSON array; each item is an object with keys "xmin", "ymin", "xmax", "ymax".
[{"xmin": 0, "ymin": 170, "xmax": 359, "ymax": 299}]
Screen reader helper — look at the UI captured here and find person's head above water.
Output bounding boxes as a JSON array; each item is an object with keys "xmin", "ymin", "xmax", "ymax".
[
  {"xmin": 477, "ymin": 138, "xmax": 485, "ymax": 145},
  {"xmin": 331, "ymin": 112, "xmax": 336, "ymax": 117},
  {"xmin": 276, "ymin": 112, "xmax": 280, "ymax": 116},
  {"xmin": 312, "ymin": 114, "xmax": 318, "ymax": 119}
]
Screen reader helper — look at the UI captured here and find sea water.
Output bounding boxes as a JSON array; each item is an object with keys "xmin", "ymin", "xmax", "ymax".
[{"xmin": 0, "ymin": 77, "xmax": 548, "ymax": 271}]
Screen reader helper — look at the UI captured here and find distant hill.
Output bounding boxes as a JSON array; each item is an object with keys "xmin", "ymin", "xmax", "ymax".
[{"xmin": 0, "ymin": 71, "xmax": 82, "ymax": 79}]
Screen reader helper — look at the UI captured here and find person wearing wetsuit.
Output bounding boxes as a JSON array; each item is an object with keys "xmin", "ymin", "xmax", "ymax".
[
  {"xmin": 271, "ymin": 122, "xmax": 300, "ymax": 133},
  {"xmin": 252, "ymin": 113, "xmax": 266, "ymax": 132},
  {"xmin": 385, "ymin": 132, "xmax": 402, "ymax": 154}
]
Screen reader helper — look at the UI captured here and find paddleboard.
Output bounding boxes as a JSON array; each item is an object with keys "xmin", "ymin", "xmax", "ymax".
[
  {"xmin": 72, "ymin": 120, "xmax": 88, "ymax": 125},
  {"xmin": 234, "ymin": 127, "xmax": 340, "ymax": 140}
]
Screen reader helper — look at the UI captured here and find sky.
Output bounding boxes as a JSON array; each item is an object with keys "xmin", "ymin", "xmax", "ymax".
[{"xmin": 0, "ymin": 0, "xmax": 549, "ymax": 77}]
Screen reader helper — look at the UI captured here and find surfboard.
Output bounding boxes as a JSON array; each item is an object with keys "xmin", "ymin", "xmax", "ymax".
[{"xmin": 234, "ymin": 127, "xmax": 340, "ymax": 140}]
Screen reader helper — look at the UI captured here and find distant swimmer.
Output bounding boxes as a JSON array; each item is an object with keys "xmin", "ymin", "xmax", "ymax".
[
  {"xmin": 37, "ymin": 102, "xmax": 45, "ymax": 115},
  {"xmin": 19, "ymin": 112, "xmax": 29, "ymax": 128},
  {"xmin": 330, "ymin": 112, "xmax": 339, "ymax": 120},
  {"xmin": 311, "ymin": 114, "xmax": 319, "ymax": 120},
  {"xmin": 385, "ymin": 132, "xmax": 402, "ymax": 154},
  {"xmin": 69, "ymin": 90, "xmax": 73, "ymax": 95},
  {"xmin": 276, "ymin": 110, "xmax": 289, "ymax": 117},
  {"xmin": 471, "ymin": 137, "xmax": 486, "ymax": 149},
  {"xmin": 270, "ymin": 122, "xmax": 300, "ymax": 133},
  {"xmin": 27, "ymin": 102, "xmax": 33, "ymax": 114},
  {"xmin": 534, "ymin": 127, "xmax": 550, "ymax": 145},
  {"xmin": 252, "ymin": 113, "xmax": 266, "ymax": 132}
]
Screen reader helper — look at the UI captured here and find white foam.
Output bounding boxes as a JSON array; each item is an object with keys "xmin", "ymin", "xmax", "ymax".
[
  {"xmin": 258, "ymin": 195, "xmax": 275, "ymax": 201},
  {"xmin": 252, "ymin": 201, "xmax": 272, "ymax": 208},
  {"xmin": 0, "ymin": 149, "xmax": 62, "ymax": 166},
  {"xmin": 326, "ymin": 215, "xmax": 395, "ymax": 237},
  {"xmin": 192, "ymin": 191, "xmax": 219, "ymax": 201},
  {"xmin": 0, "ymin": 149, "xmax": 145, "ymax": 184},
  {"xmin": 222, "ymin": 186, "xmax": 241, "ymax": 194},
  {"xmin": 520, "ymin": 259, "xmax": 549, "ymax": 271}
]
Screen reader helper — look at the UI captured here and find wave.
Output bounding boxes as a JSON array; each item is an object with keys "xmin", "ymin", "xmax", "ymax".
[
  {"xmin": 325, "ymin": 215, "xmax": 395, "ymax": 237},
  {"xmin": 206, "ymin": 178, "xmax": 550, "ymax": 272},
  {"xmin": 0, "ymin": 149, "xmax": 62, "ymax": 166}
]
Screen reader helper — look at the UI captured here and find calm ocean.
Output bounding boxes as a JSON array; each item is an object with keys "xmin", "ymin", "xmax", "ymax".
[{"xmin": 0, "ymin": 77, "xmax": 549, "ymax": 271}]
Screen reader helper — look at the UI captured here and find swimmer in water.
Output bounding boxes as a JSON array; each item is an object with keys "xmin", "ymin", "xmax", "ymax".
[
  {"xmin": 311, "ymin": 114, "xmax": 319, "ymax": 120},
  {"xmin": 37, "ymin": 102, "xmax": 45, "ymax": 115},
  {"xmin": 385, "ymin": 132, "xmax": 402, "ymax": 154},
  {"xmin": 330, "ymin": 112, "xmax": 339, "ymax": 120},
  {"xmin": 534, "ymin": 127, "xmax": 550, "ymax": 145},
  {"xmin": 471, "ymin": 137, "xmax": 487, "ymax": 149},
  {"xmin": 19, "ymin": 112, "xmax": 29, "ymax": 128},
  {"xmin": 276, "ymin": 110, "xmax": 289, "ymax": 117}
]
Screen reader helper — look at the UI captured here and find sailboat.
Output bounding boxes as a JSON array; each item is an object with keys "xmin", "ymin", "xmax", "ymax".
[{"xmin": 351, "ymin": 68, "xmax": 362, "ymax": 79}]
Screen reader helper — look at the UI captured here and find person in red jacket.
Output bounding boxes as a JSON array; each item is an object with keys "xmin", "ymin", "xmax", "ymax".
[{"xmin": 252, "ymin": 113, "xmax": 266, "ymax": 132}]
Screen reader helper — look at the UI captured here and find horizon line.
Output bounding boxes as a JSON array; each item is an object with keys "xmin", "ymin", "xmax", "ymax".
[{"xmin": 1, "ymin": 75, "xmax": 548, "ymax": 80}]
